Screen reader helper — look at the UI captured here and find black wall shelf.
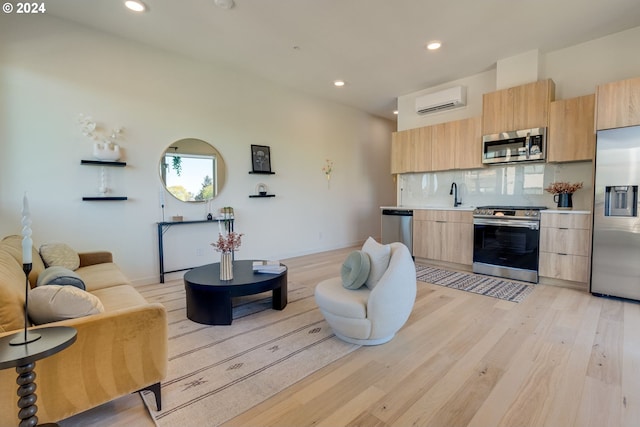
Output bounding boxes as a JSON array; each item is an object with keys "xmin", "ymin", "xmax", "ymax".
[
  {"xmin": 248, "ymin": 171, "xmax": 275, "ymax": 175},
  {"xmin": 81, "ymin": 160, "xmax": 126, "ymax": 167},
  {"xmin": 82, "ymin": 196, "xmax": 128, "ymax": 201},
  {"xmin": 249, "ymin": 194, "xmax": 276, "ymax": 198}
]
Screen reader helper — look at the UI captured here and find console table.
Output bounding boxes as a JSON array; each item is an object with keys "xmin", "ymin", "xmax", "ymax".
[{"xmin": 157, "ymin": 219, "xmax": 234, "ymax": 283}]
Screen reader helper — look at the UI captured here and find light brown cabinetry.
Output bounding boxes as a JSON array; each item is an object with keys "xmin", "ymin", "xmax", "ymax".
[
  {"xmin": 391, "ymin": 116, "xmax": 482, "ymax": 174},
  {"xmin": 548, "ymin": 94, "xmax": 596, "ymax": 162},
  {"xmin": 482, "ymin": 79, "xmax": 555, "ymax": 135},
  {"xmin": 539, "ymin": 212, "xmax": 591, "ymax": 287},
  {"xmin": 413, "ymin": 209, "xmax": 473, "ymax": 266},
  {"xmin": 391, "ymin": 127, "xmax": 432, "ymax": 174},
  {"xmin": 596, "ymin": 76, "xmax": 640, "ymax": 130}
]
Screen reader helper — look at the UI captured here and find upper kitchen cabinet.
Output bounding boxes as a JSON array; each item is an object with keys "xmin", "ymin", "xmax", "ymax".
[
  {"xmin": 548, "ymin": 94, "xmax": 596, "ymax": 162},
  {"xmin": 482, "ymin": 79, "xmax": 556, "ymax": 135},
  {"xmin": 596, "ymin": 76, "xmax": 640, "ymax": 130},
  {"xmin": 391, "ymin": 126, "xmax": 432, "ymax": 174},
  {"xmin": 454, "ymin": 116, "xmax": 483, "ymax": 170}
]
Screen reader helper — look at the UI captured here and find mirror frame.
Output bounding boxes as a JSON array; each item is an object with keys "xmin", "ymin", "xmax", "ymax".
[{"xmin": 159, "ymin": 138, "xmax": 227, "ymax": 203}]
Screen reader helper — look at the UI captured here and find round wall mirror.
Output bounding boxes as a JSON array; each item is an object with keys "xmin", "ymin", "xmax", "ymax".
[{"xmin": 159, "ymin": 138, "xmax": 227, "ymax": 202}]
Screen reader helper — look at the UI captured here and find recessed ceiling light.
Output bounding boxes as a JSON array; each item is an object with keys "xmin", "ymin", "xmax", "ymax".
[
  {"xmin": 426, "ymin": 41, "xmax": 442, "ymax": 50},
  {"xmin": 124, "ymin": 0, "xmax": 147, "ymax": 12},
  {"xmin": 214, "ymin": 0, "xmax": 235, "ymax": 9},
  {"xmin": 393, "ymin": 110, "xmax": 399, "ymax": 115},
  {"xmin": 334, "ymin": 80, "xmax": 346, "ymax": 87}
]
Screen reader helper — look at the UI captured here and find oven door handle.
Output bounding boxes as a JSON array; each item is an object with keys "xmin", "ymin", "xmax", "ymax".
[{"xmin": 473, "ymin": 218, "xmax": 539, "ymax": 230}]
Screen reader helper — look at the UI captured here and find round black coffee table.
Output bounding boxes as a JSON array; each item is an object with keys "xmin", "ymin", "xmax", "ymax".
[{"xmin": 184, "ymin": 260, "xmax": 288, "ymax": 325}]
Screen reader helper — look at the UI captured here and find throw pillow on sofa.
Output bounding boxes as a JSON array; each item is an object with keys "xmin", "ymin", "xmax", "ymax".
[
  {"xmin": 341, "ymin": 250, "xmax": 371, "ymax": 290},
  {"xmin": 362, "ymin": 237, "xmax": 391, "ymax": 289},
  {"xmin": 37, "ymin": 266, "xmax": 86, "ymax": 290},
  {"xmin": 39, "ymin": 242, "xmax": 80, "ymax": 270},
  {"xmin": 28, "ymin": 285, "xmax": 104, "ymax": 325}
]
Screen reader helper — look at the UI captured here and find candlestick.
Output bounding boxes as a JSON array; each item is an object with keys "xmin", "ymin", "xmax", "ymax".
[{"xmin": 21, "ymin": 193, "xmax": 32, "ymax": 264}]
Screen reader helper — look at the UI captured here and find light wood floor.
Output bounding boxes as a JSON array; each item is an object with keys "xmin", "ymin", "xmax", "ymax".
[{"xmin": 61, "ymin": 246, "xmax": 640, "ymax": 427}]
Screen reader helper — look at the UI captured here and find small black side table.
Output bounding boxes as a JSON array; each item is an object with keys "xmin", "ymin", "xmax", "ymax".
[{"xmin": 0, "ymin": 326, "xmax": 77, "ymax": 427}]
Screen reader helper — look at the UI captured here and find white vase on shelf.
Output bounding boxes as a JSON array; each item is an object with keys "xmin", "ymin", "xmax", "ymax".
[{"xmin": 93, "ymin": 142, "xmax": 121, "ymax": 161}]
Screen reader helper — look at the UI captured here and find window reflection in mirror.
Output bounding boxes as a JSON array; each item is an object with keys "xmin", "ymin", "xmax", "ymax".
[{"xmin": 159, "ymin": 138, "xmax": 226, "ymax": 202}]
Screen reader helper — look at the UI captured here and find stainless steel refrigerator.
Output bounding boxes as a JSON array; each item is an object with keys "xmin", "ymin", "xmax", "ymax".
[{"xmin": 592, "ymin": 125, "xmax": 640, "ymax": 300}]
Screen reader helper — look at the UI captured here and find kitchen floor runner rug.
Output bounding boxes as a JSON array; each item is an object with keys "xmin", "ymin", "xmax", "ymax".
[
  {"xmin": 415, "ymin": 265, "xmax": 535, "ymax": 303},
  {"xmin": 139, "ymin": 281, "xmax": 359, "ymax": 427}
]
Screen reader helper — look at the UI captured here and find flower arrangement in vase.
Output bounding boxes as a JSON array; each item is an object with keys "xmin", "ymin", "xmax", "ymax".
[
  {"xmin": 78, "ymin": 114, "xmax": 124, "ymax": 161},
  {"xmin": 211, "ymin": 232, "xmax": 244, "ymax": 280},
  {"xmin": 544, "ymin": 181, "xmax": 583, "ymax": 209},
  {"xmin": 322, "ymin": 159, "xmax": 333, "ymax": 189}
]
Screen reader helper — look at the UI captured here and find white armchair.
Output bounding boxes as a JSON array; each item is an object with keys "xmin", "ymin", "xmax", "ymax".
[{"xmin": 314, "ymin": 242, "xmax": 416, "ymax": 345}]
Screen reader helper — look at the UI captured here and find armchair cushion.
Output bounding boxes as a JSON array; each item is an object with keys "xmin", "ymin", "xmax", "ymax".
[
  {"xmin": 362, "ymin": 237, "xmax": 391, "ymax": 289},
  {"xmin": 37, "ymin": 266, "xmax": 86, "ymax": 290},
  {"xmin": 39, "ymin": 242, "xmax": 80, "ymax": 270},
  {"xmin": 28, "ymin": 285, "xmax": 104, "ymax": 325},
  {"xmin": 341, "ymin": 250, "xmax": 370, "ymax": 290}
]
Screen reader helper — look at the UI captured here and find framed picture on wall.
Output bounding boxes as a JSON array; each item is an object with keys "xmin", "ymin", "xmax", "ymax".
[{"xmin": 251, "ymin": 145, "xmax": 272, "ymax": 173}]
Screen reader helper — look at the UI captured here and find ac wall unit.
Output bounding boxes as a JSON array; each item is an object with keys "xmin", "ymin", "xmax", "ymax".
[{"xmin": 415, "ymin": 86, "xmax": 467, "ymax": 115}]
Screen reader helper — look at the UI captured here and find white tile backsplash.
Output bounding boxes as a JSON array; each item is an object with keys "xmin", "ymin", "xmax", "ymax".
[{"xmin": 398, "ymin": 161, "xmax": 593, "ymax": 210}]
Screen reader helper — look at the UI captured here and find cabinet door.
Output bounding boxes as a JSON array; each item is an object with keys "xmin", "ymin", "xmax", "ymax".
[
  {"xmin": 548, "ymin": 94, "xmax": 595, "ymax": 162},
  {"xmin": 540, "ymin": 228, "xmax": 591, "ymax": 257},
  {"xmin": 391, "ymin": 130, "xmax": 410, "ymax": 174},
  {"xmin": 443, "ymin": 222, "xmax": 473, "ymax": 265},
  {"xmin": 539, "ymin": 253, "xmax": 589, "ymax": 283},
  {"xmin": 431, "ymin": 123, "xmax": 455, "ymax": 171},
  {"xmin": 412, "ymin": 126, "xmax": 433, "ymax": 172},
  {"xmin": 513, "ymin": 79, "xmax": 555, "ymax": 130},
  {"xmin": 596, "ymin": 76, "xmax": 640, "ymax": 130},
  {"xmin": 454, "ymin": 116, "xmax": 483, "ymax": 169},
  {"xmin": 482, "ymin": 88, "xmax": 514, "ymax": 135}
]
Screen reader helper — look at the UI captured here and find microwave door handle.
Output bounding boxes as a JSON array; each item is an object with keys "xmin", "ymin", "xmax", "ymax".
[{"xmin": 525, "ymin": 132, "xmax": 531, "ymax": 159}]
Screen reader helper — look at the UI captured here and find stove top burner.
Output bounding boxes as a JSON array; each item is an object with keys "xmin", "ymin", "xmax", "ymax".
[{"xmin": 476, "ymin": 206, "xmax": 548, "ymax": 210}]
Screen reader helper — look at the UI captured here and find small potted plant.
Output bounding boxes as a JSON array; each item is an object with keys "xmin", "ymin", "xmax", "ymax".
[{"xmin": 544, "ymin": 181, "xmax": 583, "ymax": 209}]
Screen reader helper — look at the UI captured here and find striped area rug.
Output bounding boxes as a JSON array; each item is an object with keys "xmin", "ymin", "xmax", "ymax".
[
  {"xmin": 416, "ymin": 265, "xmax": 535, "ymax": 303},
  {"xmin": 138, "ymin": 280, "xmax": 359, "ymax": 427}
]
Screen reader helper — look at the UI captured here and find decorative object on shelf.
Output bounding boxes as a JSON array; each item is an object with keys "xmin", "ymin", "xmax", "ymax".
[
  {"xmin": 78, "ymin": 114, "xmax": 124, "ymax": 161},
  {"xmin": 211, "ymin": 231, "xmax": 244, "ymax": 281},
  {"xmin": 322, "ymin": 158, "xmax": 333, "ymax": 189},
  {"xmin": 251, "ymin": 144, "xmax": 272, "ymax": 173},
  {"xmin": 256, "ymin": 182, "xmax": 268, "ymax": 196},
  {"xmin": 221, "ymin": 206, "xmax": 234, "ymax": 219},
  {"xmin": 171, "ymin": 215, "xmax": 183, "ymax": 222},
  {"xmin": 545, "ymin": 181, "xmax": 583, "ymax": 209}
]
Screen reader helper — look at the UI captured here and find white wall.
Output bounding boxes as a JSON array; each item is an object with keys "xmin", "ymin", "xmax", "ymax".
[{"xmin": 0, "ymin": 15, "xmax": 396, "ymax": 284}]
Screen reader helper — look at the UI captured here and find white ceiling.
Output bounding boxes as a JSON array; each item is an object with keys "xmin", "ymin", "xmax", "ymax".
[{"xmin": 45, "ymin": 0, "xmax": 640, "ymax": 120}]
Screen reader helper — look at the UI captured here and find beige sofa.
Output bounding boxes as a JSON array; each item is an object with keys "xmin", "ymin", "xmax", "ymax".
[{"xmin": 0, "ymin": 235, "xmax": 167, "ymax": 425}]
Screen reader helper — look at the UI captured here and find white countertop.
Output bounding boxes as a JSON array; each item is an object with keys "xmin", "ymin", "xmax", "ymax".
[{"xmin": 381, "ymin": 206, "xmax": 591, "ymax": 214}]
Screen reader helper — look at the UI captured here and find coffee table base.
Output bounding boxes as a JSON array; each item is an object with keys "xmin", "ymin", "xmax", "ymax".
[{"xmin": 184, "ymin": 261, "xmax": 288, "ymax": 325}]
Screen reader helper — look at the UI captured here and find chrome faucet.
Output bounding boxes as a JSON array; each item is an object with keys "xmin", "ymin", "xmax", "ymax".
[{"xmin": 449, "ymin": 182, "xmax": 462, "ymax": 207}]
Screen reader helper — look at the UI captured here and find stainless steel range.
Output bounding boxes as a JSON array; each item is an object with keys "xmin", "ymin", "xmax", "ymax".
[{"xmin": 472, "ymin": 206, "xmax": 547, "ymax": 283}]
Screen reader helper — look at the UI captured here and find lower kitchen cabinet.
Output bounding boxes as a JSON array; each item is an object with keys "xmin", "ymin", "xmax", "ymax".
[
  {"xmin": 539, "ymin": 212, "xmax": 591, "ymax": 287},
  {"xmin": 413, "ymin": 209, "xmax": 473, "ymax": 266}
]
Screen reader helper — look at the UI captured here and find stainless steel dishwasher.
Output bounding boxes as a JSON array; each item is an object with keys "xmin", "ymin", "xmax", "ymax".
[{"xmin": 381, "ymin": 209, "xmax": 413, "ymax": 255}]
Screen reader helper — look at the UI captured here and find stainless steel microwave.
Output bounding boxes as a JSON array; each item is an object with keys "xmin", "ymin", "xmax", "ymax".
[{"xmin": 482, "ymin": 127, "xmax": 546, "ymax": 164}]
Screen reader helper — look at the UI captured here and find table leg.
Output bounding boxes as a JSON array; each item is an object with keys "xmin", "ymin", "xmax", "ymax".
[
  {"xmin": 272, "ymin": 272, "xmax": 288, "ymax": 310},
  {"xmin": 16, "ymin": 361, "xmax": 41, "ymax": 427},
  {"xmin": 186, "ymin": 286, "xmax": 233, "ymax": 325}
]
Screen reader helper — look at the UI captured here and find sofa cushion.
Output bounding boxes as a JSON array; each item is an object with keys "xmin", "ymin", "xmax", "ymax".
[
  {"xmin": 1, "ymin": 235, "xmax": 45, "ymax": 287},
  {"xmin": 37, "ymin": 266, "xmax": 86, "ymax": 290},
  {"xmin": 91, "ymin": 284, "xmax": 149, "ymax": 311},
  {"xmin": 362, "ymin": 237, "xmax": 391, "ymax": 289},
  {"xmin": 0, "ymin": 250, "xmax": 28, "ymax": 333},
  {"xmin": 28, "ymin": 285, "xmax": 104, "ymax": 325},
  {"xmin": 39, "ymin": 243, "xmax": 80, "ymax": 270},
  {"xmin": 315, "ymin": 277, "xmax": 370, "ymax": 319},
  {"xmin": 76, "ymin": 262, "xmax": 131, "ymax": 291},
  {"xmin": 341, "ymin": 250, "xmax": 371, "ymax": 290}
]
